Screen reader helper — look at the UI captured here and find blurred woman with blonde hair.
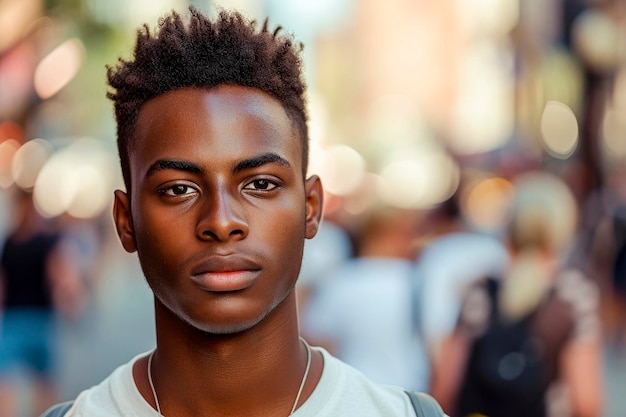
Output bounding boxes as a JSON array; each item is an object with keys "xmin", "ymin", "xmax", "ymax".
[{"xmin": 430, "ymin": 171, "xmax": 604, "ymax": 417}]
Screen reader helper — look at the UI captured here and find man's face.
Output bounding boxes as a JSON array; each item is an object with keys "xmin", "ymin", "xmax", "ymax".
[{"xmin": 113, "ymin": 85, "xmax": 322, "ymax": 334}]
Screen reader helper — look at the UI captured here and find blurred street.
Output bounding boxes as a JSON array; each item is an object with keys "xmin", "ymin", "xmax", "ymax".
[
  {"xmin": 54, "ymin": 251, "xmax": 155, "ymax": 400},
  {"xmin": 1, "ymin": 0, "xmax": 626, "ymax": 416}
]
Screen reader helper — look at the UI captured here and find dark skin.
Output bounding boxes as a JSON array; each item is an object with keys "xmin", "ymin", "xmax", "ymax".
[{"xmin": 112, "ymin": 85, "xmax": 324, "ymax": 417}]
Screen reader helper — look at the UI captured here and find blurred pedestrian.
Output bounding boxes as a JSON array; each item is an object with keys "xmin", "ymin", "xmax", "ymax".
[
  {"xmin": 588, "ymin": 166, "xmax": 626, "ymax": 352},
  {"xmin": 430, "ymin": 171, "xmax": 604, "ymax": 417},
  {"xmin": 416, "ymin": 192, "xmax": 510, "ymax": 374},
  {"xmin": 296, "ymin": 219, "xmax": 353, "ymax": 322},
  {"xmin": 302, "ymin": 205, "xmax": 430, "ymax": 391},
  {"xmin": 0, "ymin": 187, "xmax": 84, "ymax": 417}
]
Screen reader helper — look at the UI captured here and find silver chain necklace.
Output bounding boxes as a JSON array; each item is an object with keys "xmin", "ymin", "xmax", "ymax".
[{"xmin": 147, "ymin": 338, "xmax": 312, "ymax": 416}]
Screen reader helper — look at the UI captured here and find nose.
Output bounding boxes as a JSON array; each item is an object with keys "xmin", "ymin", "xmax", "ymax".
[{"xmin": 195, "ymin": 185, "xmax": 248, "ymax": 242}]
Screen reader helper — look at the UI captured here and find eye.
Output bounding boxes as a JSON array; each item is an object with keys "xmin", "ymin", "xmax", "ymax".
[
  {"xmin": 243, "ymin": 179, "xmax": 279, "ymax": 192},
  {"xmin": 158, "ymin": 184, "xmax": 198, "ymax": 197}
]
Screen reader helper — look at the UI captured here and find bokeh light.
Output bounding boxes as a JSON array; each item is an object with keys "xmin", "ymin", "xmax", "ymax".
[
  {"xmin": 317, "ymin": 144, "xmax": 366, "ymax": 197},
  {"xmin": 461, "ymin": 176, "xmax": 514, "ymax": 231},
  {"xmin": 33, "ymin": 138, "xmax": 117, "ymax": 219},
  {"xmin": 0, "ymin": 139, "xmax": 20, "ymax": 188},
  {"xmin": 378, "ymin": 150, "xmax": 460, "ymax": 209},
  {"xmin": 458, "ymin": 0, "xmax": 519, "ymax": 36},
  {"xmin": 0, "ymin": 0, "xmax": 42, "ymax": 53},
  {"xmin": 601, "ymin": 109, "xmax": 626, "ymax": 160},
  {"xmin": 540, "ymin": 100, "xmax": 579, "ymax": 158},
  {"xmin": 343, "ymin": 173, "xmax": 386, "ymax": 216},
  {"xmin": 34, "ymin": 38, "xmax": 85, "ymax": 100},
  {"xmin": 449, "ymin": 40, "xmax": 515, "ymax": 154},
  {"xmin": 11, "ymin": 138, "xmax": 52, "ymax": 189},
  {"xmin": 572, "ymin": 8, "xmax": 625, "ymax": 74}
]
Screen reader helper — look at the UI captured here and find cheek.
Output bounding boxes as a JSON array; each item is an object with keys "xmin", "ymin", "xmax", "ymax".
[
  {"xmin": 135, "ymin": 235, "xmax": 170, "ymax": 285},
  {"xmin": 264, "ymin": 206, "xmax": 307, "ymax": 272},
  {"xmin": 133, "ymin": 199, "xmax": 188, "ymax": 250},
  {"xmin": 132, "ymin": 213, "xmax": 182, "ymax": 281}
]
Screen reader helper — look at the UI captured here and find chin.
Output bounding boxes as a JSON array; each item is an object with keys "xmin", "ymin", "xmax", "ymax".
[
  {"xmin": 194, "ymin": 320, "xmax": 263, "ymax": 336},
  {"xmin": 195, "ymin": 309, "xmax": 265, "ymax": 335},
  {"xmin": 182, "ymin": 294, "xmax": 290, "ymax": 337}
]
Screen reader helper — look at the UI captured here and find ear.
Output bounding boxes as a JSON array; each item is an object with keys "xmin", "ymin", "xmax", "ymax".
[
  {"xmin": 113, "ymin": 190, "xmax": 137, "ymax": 253},
  {"xmin": 304, "ymin": 175, "xmax": 324, "ymax": 239}
]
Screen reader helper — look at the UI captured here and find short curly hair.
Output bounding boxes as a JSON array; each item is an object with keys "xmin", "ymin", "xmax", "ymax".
[{"xmin": 106, "ymin": 7, "xmax": 308, "ymax": 192}]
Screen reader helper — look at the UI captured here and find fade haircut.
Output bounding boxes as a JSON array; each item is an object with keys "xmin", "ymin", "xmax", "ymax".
[{"xmin": 106, "ymin": 6, "xmax": 308, "ymax": 192}]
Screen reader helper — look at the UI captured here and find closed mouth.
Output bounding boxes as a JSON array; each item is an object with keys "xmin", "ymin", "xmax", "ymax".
[{"xmin": 190, "ymin": 256, "xmax": 262, "ymax": 292}]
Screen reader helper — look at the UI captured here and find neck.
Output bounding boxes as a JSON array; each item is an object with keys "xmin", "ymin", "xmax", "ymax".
[{"xmin": 136, "ymin": 293, "xmax": 317, "ymax": 417}]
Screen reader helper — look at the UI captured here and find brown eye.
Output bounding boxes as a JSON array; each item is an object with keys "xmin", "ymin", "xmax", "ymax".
[
  {"xmin": 171, "ymin": 185, "xmax": 188, "ymax": 195},
  {"xmin": 158, "ymin": 184, "xmax": 198, "ymax": 197},
  {"xmin": 243, "ymin": 178, "xmax": 279, "ymax": 192},
  {"xmin": 255, "ymin": 180, "xmax": 270, "ymax": 190}
]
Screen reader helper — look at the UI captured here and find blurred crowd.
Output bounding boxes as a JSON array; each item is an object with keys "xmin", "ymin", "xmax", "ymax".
[
  {"xmin": 1, "ymin": 0, "xmax": 626, "ymax": 416},
  {"xmin": 299, "ymin": 169, "xmax": 615, "ymax": 417}
]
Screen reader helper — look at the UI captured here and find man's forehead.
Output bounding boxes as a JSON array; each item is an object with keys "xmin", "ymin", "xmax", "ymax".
[{"xmin": 128, "ymin": 86, "xmax": 304, "ymax": 171}]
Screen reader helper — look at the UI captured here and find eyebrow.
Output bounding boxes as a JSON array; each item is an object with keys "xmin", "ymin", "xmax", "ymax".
[
  {"xmin": 233, "ymin": 153, "xmax": 291, "ymax": 173},
  {"xmin": 145, "ymin": 153, "xmax": 291, "ymax": 178},
  {"xmin": 146, "ymin": 159, "xmax": 203, "ymax": 177}
]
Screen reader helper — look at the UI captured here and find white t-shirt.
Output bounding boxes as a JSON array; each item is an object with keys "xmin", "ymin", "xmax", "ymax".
[{"xmin": 59, "ymin": 347, "xmax": 427, "ymax": 417}]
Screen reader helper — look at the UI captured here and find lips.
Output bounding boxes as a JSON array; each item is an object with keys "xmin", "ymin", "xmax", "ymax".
[{"xmin": 189, "ymin": 256, "xmax": 262, "ymax": 292}]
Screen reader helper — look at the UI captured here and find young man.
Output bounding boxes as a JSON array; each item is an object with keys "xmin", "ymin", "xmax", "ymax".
[{"xmin": 42, "ymin": 7, "xmax": 444, "ymax": 416}]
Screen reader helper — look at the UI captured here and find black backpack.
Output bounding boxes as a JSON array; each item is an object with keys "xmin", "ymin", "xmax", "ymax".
[
  {"xmin": 454, "ymin": 278, "xmax": 573, "ymax": 417},
  {"xmin": 612, "ymin": 206, "xmax": 626, "ymax": 294}
]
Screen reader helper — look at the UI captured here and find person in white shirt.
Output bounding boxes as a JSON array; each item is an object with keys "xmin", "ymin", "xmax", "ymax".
[
  {"xmin": 302, "ymin": 207, "xmax": 430, "ymax": 392},
  {"xmin": 41, "ymin": 6, "xmax": 444, "ymax": 417}
]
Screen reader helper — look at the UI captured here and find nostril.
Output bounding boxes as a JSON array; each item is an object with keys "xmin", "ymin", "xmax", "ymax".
[
  {"xmin": 197, "ymin": 226, "xmax": 247, "ymax": 242},
  {"xmin": 198, "ymin": 226, "xmax": 224, "ymax": 241},
  {"xmin": 195, "ymin": 194, "xmax": 249, "ymax": 241}
]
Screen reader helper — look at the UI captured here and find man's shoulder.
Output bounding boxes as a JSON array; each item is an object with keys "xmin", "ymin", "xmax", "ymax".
[
  {"xmin": 44, "ymin": 352, "xmax": 146, "ymax": 416},
  {"xmin": 314, "ymin": 349, "xmax": 431, "ymax": 416}
]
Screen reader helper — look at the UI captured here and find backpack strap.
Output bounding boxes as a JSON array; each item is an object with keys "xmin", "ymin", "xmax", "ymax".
[
  {"xmin": 39, "ymin": 401, "xmax": 74, "ymax": 417},
  {"xmin": 405, "ymin": 391, "xmax": 445, "ymax": 417}
]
